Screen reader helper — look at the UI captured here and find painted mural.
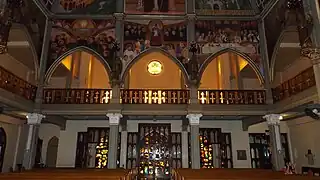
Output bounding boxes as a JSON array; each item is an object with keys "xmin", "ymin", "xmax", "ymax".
[
  {"xmin": 123, "ymin": 20, "xmax": 188, "ymax": 65},
  {"xmin": 125, "ymin": 0, "xmax": 185, "ymax": 14},
  {"xmin": 43, "ymin": 0, "xmax": 116, "ymax": 14},
  {"xmin": 195, "ymin": 0, "xmax": 255, "ymax": 15},
  {"xmin": 48, "ymin": 19, "xmax": 115, "ymax": 70},
  {"xmin": 195, "ymin": 20, "xmax": 261, "ymax": 71}
]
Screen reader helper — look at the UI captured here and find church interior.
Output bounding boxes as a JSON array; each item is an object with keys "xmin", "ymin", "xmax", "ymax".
[{"xmin": 0, "ymin": 0, "xmax": 320, "ymax": 179}]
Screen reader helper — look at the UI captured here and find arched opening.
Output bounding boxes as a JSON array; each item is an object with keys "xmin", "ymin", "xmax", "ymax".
[
  {"xmin": 122, "ymin": 49, "xmax": 188, "ymax": 89},
  {"xmin": 0, "ymin": 25, "xmax": 39, "ymax": 84},
  {"xmin": 0, "ymin": 128, "xmax": 6, "ymax": 172},
  {"xmin": 199, "ymin": 51, "xmax": 263, "ymax": 90},
  {"xmin": 46, "ymin": 49, "xmax": 111, "ymax": 89},
  {"xmin": 46, "ymin": 136, "xmax": 59, "ymax": 167}
]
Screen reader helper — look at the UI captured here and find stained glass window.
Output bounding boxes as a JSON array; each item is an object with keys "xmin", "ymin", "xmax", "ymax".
[
  {"xmin": 221, "ymin": 133, "xmax": 233, "ymax": 168},
  {"xmin": 127, "ymin": 132, "xmax": 138, "ymax": 169},
  {"xmin": 138, "ymin": 124, "xmax": 171, "ymax": 179},
  {"xmin": 171, "ymin": 133, "xmax": 182, "ymax": 169}
]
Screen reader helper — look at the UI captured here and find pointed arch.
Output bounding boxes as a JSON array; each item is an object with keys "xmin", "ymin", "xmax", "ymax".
[
  {"xmin": 270, "ymin": 29, "xmax": 299, "ymax": 82},
  {"xmin": 44, "ymin": 46, "xmax": 112, "ymax": 84},
  {"xmin": 11, "ymin": 24, "xmax": 40, "ymax": 80},
  {"xmin": 120, "ymin": 47, "xmax": 189, "ymax": 82},
  {"xmin": 198, "ymin": 48, "xmax": 265, "ymax": 85},
  {"xmin": 0, "ymin": 127, "xmax": 6, "ymax": 172}
]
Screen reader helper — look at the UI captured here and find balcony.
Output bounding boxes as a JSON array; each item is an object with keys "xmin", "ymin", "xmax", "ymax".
[
  {"xmin": 272, "ymin": 67, "xmax": 316, "ymax": 103},
  {"xmin": 0, "ymin": 66, "xmax": 37, "ymax": 101},
  {"xmin": 42, "ymin": 89, "xmax": 266, "ymax": 105}
]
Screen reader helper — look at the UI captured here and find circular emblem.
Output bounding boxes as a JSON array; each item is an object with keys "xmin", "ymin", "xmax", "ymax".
[{"xmin": 147, "ymin": 60, "xmax": 163, "ymax": 75}]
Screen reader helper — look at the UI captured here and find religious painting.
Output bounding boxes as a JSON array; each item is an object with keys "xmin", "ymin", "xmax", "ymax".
[
  {"xmin": 195, "ymin": 20, "xmax": 262, "ymax": 72},
  {"xmin": 195, "ymin": 0, "xmax": 255, "ymax": 15},
  {"xmin": 48, "ymin": 19, "xmax": 115, "ymax": 70},
  {"xmin": 123, "ymin": 20, "xmax": 188, "ymax": 66},
  {"xmin": 42, "ymin": 0, "xmax": 116, "ymax": 14},
  {"xmin": 125, "ymin": 0, "xmax": 185, "ymax": 14}
]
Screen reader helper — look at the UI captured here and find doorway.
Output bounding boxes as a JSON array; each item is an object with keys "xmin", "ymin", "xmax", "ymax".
[
  {"xmin": 0, "ymin": 127, "xmax": 6, "ymax": 172},
  {"xmin": 46, "ymin": 136, "xmax": 59, "ymax": 167},
  {"xmin": 138, "ymin": 124, "xmax": 171, "ymax": 179}
]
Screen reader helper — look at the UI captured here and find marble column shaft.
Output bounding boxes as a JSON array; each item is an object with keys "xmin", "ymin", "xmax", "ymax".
[
  {"xmin": 186, "ymin": 114, "xmax": 202, "ymax": 169},
  {"xmin": 107, "ymin": 113, "xmax": 122, "ymax": 169},
  {"xmin": 263, "ymin": 114, "xmax": 284, "ymax": 171}
]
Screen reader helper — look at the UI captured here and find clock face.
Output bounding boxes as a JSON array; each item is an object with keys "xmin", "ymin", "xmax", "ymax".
[{"xmin": 147, "ymin": 60, "xmax": 163, "ymax": 75}]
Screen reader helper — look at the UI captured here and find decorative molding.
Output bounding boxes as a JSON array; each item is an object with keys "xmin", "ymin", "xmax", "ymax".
[
  {"xmin": 186, "ymin": 113, "xmax": 202, "ymax": 125},
  {"xmin": 113, "ymin": 13, "xmax": 125, "ymax": 21},
  {"xmin": 185, "ymin": 14, "xmax": 196, "ymax": 21},
  {"xmin": 263, "ymin": 114, "xmax": 282, "ymax": 125},
  {"xmin": 26, "ymin": 113, "xmax": 45, "ymax": 125},
  {"xmin": 106, "ymin": 113, "xmax": 122, "ymax": 125}
]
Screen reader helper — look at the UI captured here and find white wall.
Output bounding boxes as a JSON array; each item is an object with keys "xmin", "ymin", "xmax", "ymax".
[
  {"xmin": 56, "ymin": 119, "xmax": 283, "ymax": 169},
  {"xmin": 286, "ymin": 116, "xmax": 320, "ymax": 173},
  {"xmin": 0, "ymin": 115, "xmax": 26, "ymax": 172},
  {"xmin": 38, "ymin": 124, "xmax": 61, "ymax": 165}
]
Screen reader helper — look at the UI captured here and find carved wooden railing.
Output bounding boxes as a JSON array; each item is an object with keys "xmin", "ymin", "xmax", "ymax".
[
  {"xmin": 0, "ymin": 66, "xmax": 37, "ymax": 101},
  {"xmin": 120, "ymin": 89, "xmax": 190, "ymax": 104},
  {"xmin": 43, "ymin": 89, "xmax": 112, "ymax": 104},
  {"xmin": 272, "ymin": 67, "xmax": 316, "ymax": 103},
  {"xmin": 198, "ymin": 90, "xmax": 266, "ymax": 105}
]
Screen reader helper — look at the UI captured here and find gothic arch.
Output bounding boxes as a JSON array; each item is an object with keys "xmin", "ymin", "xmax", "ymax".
[
  {"xmin": 0, "ymin": 127, "xmax": 6, "ymax": 172},
  {"xmin": 10, "ymin": 24, "xmax": 40, "ymax": 79},
  {"xmin": 198, "ymin": 48, "xmax": 265, "ymax": 85},
  {"xmin": 270, "ymin": 29, "xmax": 299, "ymax": 82},
  {"xmin": 120, "ymin": 47, "xmax": 189, "ymax": 82},
  {"xmin": 44, "ymin": 46, "xmax": 112, "ymax": 84}
]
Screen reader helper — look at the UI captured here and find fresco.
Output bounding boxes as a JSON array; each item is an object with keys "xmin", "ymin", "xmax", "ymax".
[
  {"xmin": 195, "ymin": 20, "xmax": 262, "ymax": 72},
  {"xmin": 195, "ymin": 0, "xmax": 255, "ymax": 15},
  {"xmin": 123, "ymin": 20, "xmax": 188, "ymax": 65},
  {"xmin": 43, "ymin": 0, "xmax": 116, "ymax": 14},
  {"xmin": 48, "ymin": 19, "xmax": 115, "ymax": 70},
  {"xmin": 125, "ymin": 0, "xmax": 185, "ymax": 14}
]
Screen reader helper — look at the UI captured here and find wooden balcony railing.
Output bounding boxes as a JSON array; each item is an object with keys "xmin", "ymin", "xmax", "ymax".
[
  {"xmin": 120, "ymin": 89, "xmax": 190, "ymax": 104},
  {"xmin": 198, "ymin": 90, "xmax": 266, "ymax": 105},
  {"xmin": 0, "ymin": 66, "xmax": 37, "ymax": 101},
  {"xmin": 272, "ymin": 67, "xmax": 316, "ymax": 102},
  {"xmin": 43, "ymin": 89, "xmax": 112, "ymax": 104}
]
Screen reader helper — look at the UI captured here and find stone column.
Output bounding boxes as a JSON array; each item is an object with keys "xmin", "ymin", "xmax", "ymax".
[
  {"xmin": 119, "ymin": 119, "xmax": 128, "ymax": 168},
  {"xmin": 181, "ymin": 119, "xmax": 189, "ymax": 168},
  {"xmin": 34, "ymin": 18, "xmax": 53, "ymax": 111},
  {"xmin": 114, "ymin": 13, "xmax": 125, "ymax": 56},
  {"xmin": 263, "ymin": 114, "xmax": 284, "ymax": 171},
  {"xmin": 107, "ymin": 113, "xmax": 122, "ymax": 169},
  {"xmin": 258, "ymin": 19, "xmax": 273, "ymax": 104},
  {"xmin": 186, "ymin": 0, "xmax": 195, "ymax": 13},
  {"xmin": 23, "ymin": 113, "xmax": 45, "ymax": 169},
  {"xmin": 186, "ymin": 113, "xmax": 202, "ymax": 169},
  {"xmin": 116, "ymin": 0, "xmax": 124, "ymax": 12},
  {"xmin": 186, "ymin": 14, "xmax": 196, "ymax": 43}
]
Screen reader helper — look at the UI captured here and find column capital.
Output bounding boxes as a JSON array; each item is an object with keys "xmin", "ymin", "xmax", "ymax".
[
  {"xmin": 185, "ymin": 14, "xmax": 197, "ymax": 21},
  {"xmin": 263, "ymin": 114, "xmax": 282, "ymax": 125},
  {"xmin": 26, "ymin": 113, "xmax": 45, "ymax": 125},
  {"xmin": 186, "ymin": 114, "xmax": 202, "ymax": 125},
  {"xmin": 113, "ymin": 13, "xmax": 125, "ymax": 21},
  {"xmin": 106, "ymin": 113, "xmax": 122, "ymax": 125}
]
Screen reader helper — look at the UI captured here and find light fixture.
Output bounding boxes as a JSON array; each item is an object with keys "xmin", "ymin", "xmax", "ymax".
[{"xmin": 147, "ymin": 60, "xmax": 163, "ymax": 75}]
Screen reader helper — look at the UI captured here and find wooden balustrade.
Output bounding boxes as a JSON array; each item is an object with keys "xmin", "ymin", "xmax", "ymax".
[
  {"xmin": 0, "ymin": 66, "xmax": 37, "ymax": 101},
  {"xmin": 272, "ymin": 67, "xmax": 316, "ymax": 103},
  {"xmin": 43, "ymin": 89, "xmax": 112, "ymax": 104},
  {"xmin": 120, "ymin": 89, "xmax": 190, "ymax": 104},
  {"xmin": 198, "ymin": 90, "xmax": 266, "ymax": 105}
]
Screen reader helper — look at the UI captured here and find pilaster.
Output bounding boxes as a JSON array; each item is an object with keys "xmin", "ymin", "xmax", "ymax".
[
  {"xmin": 258, "ymin": 19, "xmax": 273, "ymax": 105},
  {"xmin": 106, "ymin": 113, "xmax": 122, "ymax": 169},
  {"xmin": 186, "ymin": 0, "xmax": 195, "ymax": 13},
  {"xmin": 181, "ymin": 119, "xmax": 189, "ymax": 168},
  {"xmin": 119, "ymin": 118, "xmax": 127, "ymax": 168},
  {"xmin": 34, "ymin": 18, "xmax": 53, "ymax": 111},
  {"xmin": 114, "ymin": 13, "xmax": 125, "ymax": 56},
  {"xmin": 186, "ymin": 113, "xmax": 202, "ymax": 169},
  {"xmin": 116, "ymin": 0, "xmax": 124, "ymax": 13},
  {"xmin": 263, "ymin": 114, "xmax": 284, "ymax": 171},
  {"xmin": 186, "ymin": 14, "xmax": 196, "ymax": 43},
  {"xmin": 23, "ymin": 113, "xmax": 45, "ymax": 169}
]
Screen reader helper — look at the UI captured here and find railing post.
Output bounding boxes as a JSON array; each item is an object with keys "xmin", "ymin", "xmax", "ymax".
[{"xmin": 258, "ymin": 19, "xmax": 273, "ymax": 105}]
